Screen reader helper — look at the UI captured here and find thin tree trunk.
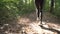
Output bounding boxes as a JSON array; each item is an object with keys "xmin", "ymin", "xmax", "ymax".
[{"xmin": 50, "ymin": 0, "xmax": 54, "ymax": 13}]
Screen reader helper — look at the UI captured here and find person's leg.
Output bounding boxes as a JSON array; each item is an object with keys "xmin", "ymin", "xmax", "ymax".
[
  {"xmin": 35, "ymin": 1, "xmax": 40, "ymax": 21},
  {"xmin": 40, "ymin": 6, "xmax": 43, "ymax": 24},
  {"xmin": 39, "ymin": 0, "xmax": 44, "ymax": 25}
]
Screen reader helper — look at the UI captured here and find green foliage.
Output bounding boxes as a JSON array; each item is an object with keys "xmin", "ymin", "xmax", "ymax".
[
  {"xmin": 44, "ymin": 0, "xmax": 60, "ymax": 18},
  {"xmin": 0, "ymin": 0, "xmax": 60, "ymax": 23},
  {"xmin": 0, "ymin": 0, "xmax": 35, "ymax": 23},
  {"xmin": 52, "ymin": 0, "xmax": 60, "ymax": 17}
]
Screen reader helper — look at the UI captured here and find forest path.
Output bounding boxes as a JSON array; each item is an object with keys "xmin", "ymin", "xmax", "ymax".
[
  {"xmin": 0, "ymin": 11, "xmax": 60, "ymax": 34},
  {"xmin": 17, "ymin": 11, "xmax": 60, "ymax": 34}
]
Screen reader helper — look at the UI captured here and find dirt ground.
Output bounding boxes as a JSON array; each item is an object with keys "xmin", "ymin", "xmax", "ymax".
[{"xmin": 0, "ymin": 11, "xmax": 60, "ymax": 34}]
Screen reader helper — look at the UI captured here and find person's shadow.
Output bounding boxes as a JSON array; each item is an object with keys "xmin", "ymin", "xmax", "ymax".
[{"xmin": 40, "ymin": 25, "xmax": 60, "ymax": 34}]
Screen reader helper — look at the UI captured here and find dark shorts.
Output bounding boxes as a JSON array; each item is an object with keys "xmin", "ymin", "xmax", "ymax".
[{"xmin": 35, "ymin": 0, "xmax": 44, "ymax": 6}]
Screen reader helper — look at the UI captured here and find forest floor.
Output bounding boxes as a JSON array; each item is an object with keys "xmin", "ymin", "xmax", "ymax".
[{"xmin": 0, "ymin": 11, "xmax": 60, "ymax": 34}]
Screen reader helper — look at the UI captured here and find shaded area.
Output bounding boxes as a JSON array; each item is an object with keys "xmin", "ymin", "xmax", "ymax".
[{"xmin": 40, "ymin": 25, "xmax": 60, "ymax": 34}]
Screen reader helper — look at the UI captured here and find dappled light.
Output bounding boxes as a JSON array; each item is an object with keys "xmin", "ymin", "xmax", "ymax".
[{"xmin": 0, "ymin": 0, "xmax": 60, "ymax": 34}]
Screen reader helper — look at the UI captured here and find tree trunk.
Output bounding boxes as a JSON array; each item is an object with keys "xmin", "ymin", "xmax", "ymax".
[{"xmin": 50, "ymin": 0, "xmax": 54, "ymax": 13}]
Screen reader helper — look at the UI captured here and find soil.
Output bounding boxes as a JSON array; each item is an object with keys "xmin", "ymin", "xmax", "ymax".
[{"xmin": 0, "ymin": 11, "xmax": 60, "ymax": 34}]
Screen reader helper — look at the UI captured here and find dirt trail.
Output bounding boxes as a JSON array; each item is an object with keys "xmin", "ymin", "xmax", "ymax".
[
  {"xmin": 0, "ymin": 11, "xmax": 60, "ymax": 34},
  {"xmin": 19, "ymin": 11, "xmax": 60, "ymax": 24},
  {"xmin": 17, "ymin": 11, "xmax": 60, "ymax": 34}
]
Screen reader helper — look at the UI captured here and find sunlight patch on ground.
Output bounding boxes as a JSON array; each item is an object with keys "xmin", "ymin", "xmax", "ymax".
[{"xmin": 22, "ymin": 21, "xmax": 58, "ymax": 34}]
